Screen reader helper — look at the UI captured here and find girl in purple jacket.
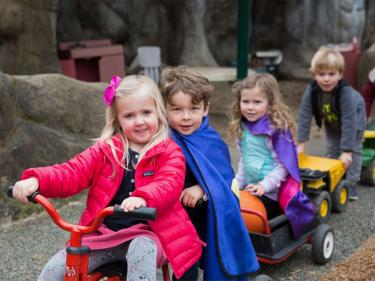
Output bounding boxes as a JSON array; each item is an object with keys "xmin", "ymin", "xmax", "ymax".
[{"xmin": 229, "ymin": 73, "xmax": 315, "ymax": 238}]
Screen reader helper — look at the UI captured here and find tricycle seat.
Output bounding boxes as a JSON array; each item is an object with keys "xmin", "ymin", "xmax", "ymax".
[{"xmin": 94, "ymin": 261, "xmax": 126, "ymax": 279}]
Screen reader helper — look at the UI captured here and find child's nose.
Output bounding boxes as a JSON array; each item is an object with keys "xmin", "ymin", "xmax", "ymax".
[
  {"xmin": 134, "ymin": 116, "xmax": 144, "ymax": 124},
  {"xmin": 182, "ymin": 111, "xmax": 191, "ymax": 119}
]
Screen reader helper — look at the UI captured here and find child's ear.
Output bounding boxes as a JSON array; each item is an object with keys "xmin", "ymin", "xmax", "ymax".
[{"xmin": 203, "ymin": 103, "xmax": 210, "ymax": 116}]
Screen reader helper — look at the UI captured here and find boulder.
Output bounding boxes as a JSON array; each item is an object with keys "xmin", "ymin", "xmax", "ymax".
[
  {"xmin": 0, "ymin": 0, "xmax": 60, "ymax": 74},
  {"xmin": 0, "ymin": 72, "xmax": 105, "ymax": 182},
  {"xmin": 0, "ymin": 0, "xmax": 371, "ymax": 79},
  {"xmin": 362, "ymin": 0, "xmax": 375, "ymax": 49}
]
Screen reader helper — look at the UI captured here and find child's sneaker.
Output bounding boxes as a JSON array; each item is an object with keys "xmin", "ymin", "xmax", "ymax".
[{"xmin": 348, "ymin": 186, "xmax": 358, "ymax": 201}]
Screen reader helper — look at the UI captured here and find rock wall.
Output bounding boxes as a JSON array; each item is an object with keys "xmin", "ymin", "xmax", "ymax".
[
  {"xmin": 0, "ymin": 0, "xmax": 372, "ymax": 77},
  {"xmin": 362, "ymin": 0, "xmax": 375, "ymax": 49},
  {"xmin": 0, "ymin": 72, "xmax": 105, "ymax": 182},
  {"xmin": 0, "ymin": 0, "xmax": 60, "ymax": 74}
]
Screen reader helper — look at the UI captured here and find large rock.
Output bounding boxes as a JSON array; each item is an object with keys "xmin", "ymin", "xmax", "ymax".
[
  {"xmin": 362, "ymin": 0, "xmax": 375, "ymax": 49},
  {"xmin": 277, "ymin": 0, "xmax": 365, "ymax": 77},
  {"xmin": 0, "ymin": 0, "xmax": 60, "ymax": 74},
  {"xmin": 57, "ymin": 0, "xmax": 219, "ymax": 67},
  {"xmin": 177, "ymin": 0, "xmax": 218, "ymax": 66},
  {"xmin": 0, "ymin": 72, "xmax": 105, "ymax": 182},
  {"xmin": 204, "ymin": 0, "xmax": 238, "ymax": 66},
  {"xmin": 52, "ymin": 0, "xmax": 373, "ymax": 76},
  {"xmin": 0, "ymin": 0, "xmax": 371, "ymax": 78},
  {"xmin": 57, "ymin": 0, "xmax": 166, "ymax": 63}
]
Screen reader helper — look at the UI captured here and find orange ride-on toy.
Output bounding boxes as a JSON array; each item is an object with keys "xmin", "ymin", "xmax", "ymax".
[
  {"xmin": 7, "ymin": 186, "xmax": 170, "ymax": 281},
  {"xmin": 240, "ymin": 191, "xmax": 335, "ymax": 266},
  {"xmin": 298, "ymin": 153, "xmax": 348, "ymax": 223}
]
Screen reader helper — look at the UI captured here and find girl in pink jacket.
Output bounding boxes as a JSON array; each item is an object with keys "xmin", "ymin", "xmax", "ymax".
[{"xmin": 12, "ymin": 75, "xmax": 203, "ymax": 281}]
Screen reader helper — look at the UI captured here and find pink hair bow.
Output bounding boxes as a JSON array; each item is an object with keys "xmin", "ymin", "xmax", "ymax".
[{"xmin": 103, "ymin": 75, "xmax": 122, "ymax": 107}]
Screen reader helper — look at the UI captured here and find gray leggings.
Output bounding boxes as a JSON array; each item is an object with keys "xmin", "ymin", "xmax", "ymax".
[{"xmin": 37, "ymin": 236, "xmax": 157, "ymax": 281}]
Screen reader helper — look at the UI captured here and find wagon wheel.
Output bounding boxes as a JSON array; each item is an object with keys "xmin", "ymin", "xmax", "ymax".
[
  {"xmin": 361, "ymin": 158, "xmax": 375, "ymax": 186},
  {"xmin": 312, "ymin": 224, "xmax": 335, "ymax": 265},
  {"xmin": 311, "ymin": 191, "xmax": 331, "ymax": 223},
  {"xmin": 331, "ymin": 181, "xmax": 348, "ymax": 213}
]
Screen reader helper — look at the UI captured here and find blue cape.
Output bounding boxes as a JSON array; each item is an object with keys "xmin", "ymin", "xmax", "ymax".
[{"xmin": 170, "ymin": 117, "xmax": 259, "ymax": 280}]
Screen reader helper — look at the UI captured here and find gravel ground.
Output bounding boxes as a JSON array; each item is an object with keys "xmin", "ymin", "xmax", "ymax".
[
  {"xmin": 1, "ymin": 172, "xmax": 375, "ymax": 281},
  {"xmin": 0, "ymin": 201, "xmax": 84, "ymax": 281}
]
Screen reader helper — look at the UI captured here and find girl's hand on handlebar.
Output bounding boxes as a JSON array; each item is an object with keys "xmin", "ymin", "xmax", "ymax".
[
  {"xmin": 180, "ymin": 185, "xmax": 205, "ymax": 208},
  {"xmin": 13, "ymin": 177, "xmax": 39, "ymax": 203},
  {"xmin": 121, "ymin": 197, "xmax": 147, "ymax": 212}
]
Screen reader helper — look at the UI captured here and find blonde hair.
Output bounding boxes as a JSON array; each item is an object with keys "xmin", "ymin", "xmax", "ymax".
[
  {"xmin": 229, "ymin": 72, "xmax": 296, "ymax": 139},
  {"xmin": 99, "ymin": 75, "xmax": 168, "ymax": 168},
  {"xmin": 309, "ymin": 47, "xmax": 345, "ymax": 75},
  {"xmin": 159, "ymin": 66, "xmax": 214, "ymax": 108}
]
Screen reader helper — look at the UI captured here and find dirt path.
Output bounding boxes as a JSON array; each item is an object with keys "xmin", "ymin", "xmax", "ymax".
[{"xmin": 314, "ymin": 235, "xmax": 375, "ymax": 280}]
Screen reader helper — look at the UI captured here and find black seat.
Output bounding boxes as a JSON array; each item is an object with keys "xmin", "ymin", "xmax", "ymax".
[
  {"xmin": 94, "ymin": 261, "xmax": 127, "ymax": 278},
  {"xmin": 299, "ymin": 168, "xmax": 324, "ymax": 179},
  {"xmin": 268, "ymin": 214, "xmax": 288, "ymax": 231}
]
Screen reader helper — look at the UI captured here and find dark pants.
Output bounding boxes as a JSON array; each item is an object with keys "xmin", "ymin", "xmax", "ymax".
[
  {"xmin": 174, "ymin": 203, "xmax": 206, "ymax": 280},
  {"xmin": 325, "ymin": 128, "xmax": 363, "ymax": 187},
  {"xmin": 172, "ymin": 261, "xmax": 199, "ymax": 281},
  {"xmin": 260, "ymin": 195, "xmax": 282, "ymax": 220}
]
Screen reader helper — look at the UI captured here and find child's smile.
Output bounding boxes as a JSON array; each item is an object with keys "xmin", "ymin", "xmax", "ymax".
[
  {"xmin": 166, "ymin": 91, "xmax": 209, "ymax": 135},
  {"xmin": 116, "ymin": 93, "xmax": 159, "ymax": 151},
  {"xmin": 240, "ymin": 87, "xmax": 269, "ymax": 122}
]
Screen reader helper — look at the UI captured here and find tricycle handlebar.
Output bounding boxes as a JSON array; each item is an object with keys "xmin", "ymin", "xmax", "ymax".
[
  {"xmin": 7, "ymin": 185, "xmax": 156, "ymax": 234},
  {"xmin": 7, "ymin": 185, "xmax": 39, "ymax": 203}
]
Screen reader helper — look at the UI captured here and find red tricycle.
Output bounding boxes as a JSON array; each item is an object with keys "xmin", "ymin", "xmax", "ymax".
[{"xmin": 7, "ymin": 186, "xmax": 170, "ymax": 281}]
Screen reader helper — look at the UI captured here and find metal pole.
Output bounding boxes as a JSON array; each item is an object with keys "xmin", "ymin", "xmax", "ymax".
[{"xmin": 237, "ymin": 0, "xmax": 251, "ymax": 80}]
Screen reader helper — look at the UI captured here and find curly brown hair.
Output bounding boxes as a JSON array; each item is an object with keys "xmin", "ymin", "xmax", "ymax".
[
  {"xmin": 159, "ymin": 66, "xmax": 214, "ymax": 108},
  {"xmin": 229, "ymin": 72, "xmax": 296, "ymax": 139}
]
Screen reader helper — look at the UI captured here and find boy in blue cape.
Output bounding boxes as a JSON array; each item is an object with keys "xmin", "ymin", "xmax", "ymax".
[{"xmin": 159, "ymin": 66, "xmax": 259, "ymax": 281}]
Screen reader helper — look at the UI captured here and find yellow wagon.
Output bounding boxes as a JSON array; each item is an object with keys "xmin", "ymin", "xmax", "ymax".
[{"xmin": 298, "ymin": 153, "xmax": 348, "ymax": 222}]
